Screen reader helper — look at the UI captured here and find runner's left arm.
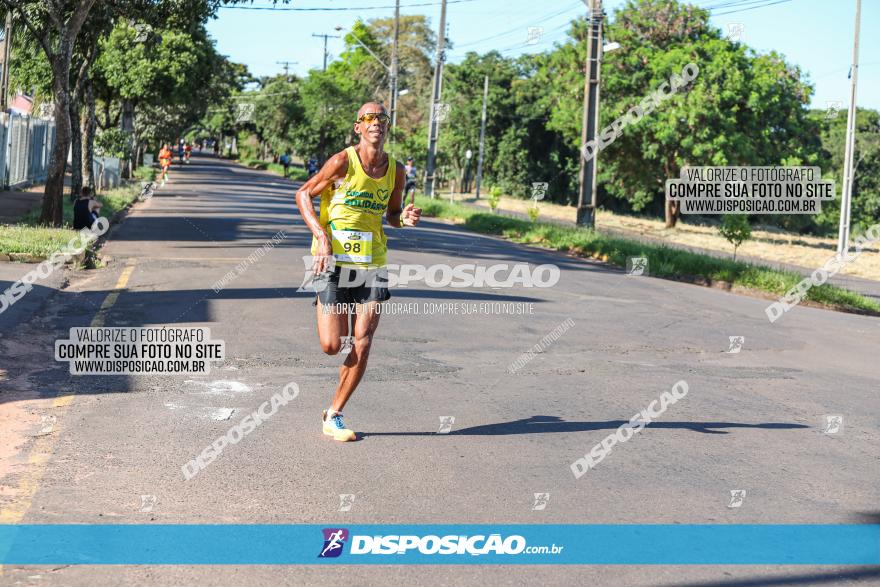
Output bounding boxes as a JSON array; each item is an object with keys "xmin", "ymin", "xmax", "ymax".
[{"xmin": 388, "ymin": 162, "xmax": 421, "ymax": 228}]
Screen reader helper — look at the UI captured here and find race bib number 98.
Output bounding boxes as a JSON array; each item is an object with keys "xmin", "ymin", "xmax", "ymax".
[{"xmin": 331, "ymin": 229, "xmax": 373, "ymax": 263}]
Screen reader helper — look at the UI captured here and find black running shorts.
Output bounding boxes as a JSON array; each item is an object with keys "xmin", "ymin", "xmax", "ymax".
[{"xmin": 312, "ymin": 266, "xmax": 391, "ymax": 307}]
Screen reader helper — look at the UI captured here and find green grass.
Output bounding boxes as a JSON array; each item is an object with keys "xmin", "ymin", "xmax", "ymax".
[
  {"xmin": 134, "ymin": 165, "xmax": 157, "ymax": 182},
  {"xmin": 0, "ymin": 176, "xmax": 147, "ymax": 260},
  {"xmin": 414, "ymin": 195, "xmax": 880, "ymax": 316},
  {"xmin": 415, "ymin": 195, "xmax": 477, "ymax": 221},
  {"xmin": 0, "ymin": 225, "xmax": 75, "ymax": 258},
  {"xmin": 240, "ymin": 158, "xmax": 308, "ymax": 182}
]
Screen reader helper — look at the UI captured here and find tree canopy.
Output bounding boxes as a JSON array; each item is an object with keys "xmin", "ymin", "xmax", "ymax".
[{"xmin": 6, "ymin": 0, "xmax": 878, "ymax": 235}]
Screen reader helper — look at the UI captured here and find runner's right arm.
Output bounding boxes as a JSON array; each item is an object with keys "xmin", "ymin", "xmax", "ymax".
[{"xmin": 295, "ymin": 151, "xmax": 349, "ymax": 274}]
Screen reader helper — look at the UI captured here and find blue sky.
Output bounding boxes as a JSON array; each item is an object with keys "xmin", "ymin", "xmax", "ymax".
[{"xmin": 207, "ymin": 0, "xmax": 879, "ymax": 110}]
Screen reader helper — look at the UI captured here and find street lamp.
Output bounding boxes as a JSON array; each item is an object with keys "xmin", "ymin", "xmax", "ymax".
[
  {"xmin": 334, "ymin": 25, "xmax": 389, "ymax": 70},
  {"xmin": 335, "ymin": 25, "xmax": 398, "ymax": 131}
]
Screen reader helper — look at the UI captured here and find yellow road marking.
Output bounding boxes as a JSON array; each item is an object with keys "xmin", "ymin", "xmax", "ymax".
[
  {"xmin": 90, "ymin": 264, "xmax": 136, "ymax": 328},
  {"xmin": 0, "ymin": 260, "xmax": 137, "ymax": 530}
]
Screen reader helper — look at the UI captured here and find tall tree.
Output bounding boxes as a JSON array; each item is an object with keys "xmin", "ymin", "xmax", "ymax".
[
  {"xmin": 537, "ymin": 0, "xmax": 818, "ymax": 227},
  {"xmin": 1, "ymin": 1, "xmax": 97, "ymax": 225},
  {"xmin": 252, "ymin": 75, "xmax": 303, "ymax": 155},
  {"xmin": 286, "ymin": 21, "xmax": 381, "ymax": 162}
]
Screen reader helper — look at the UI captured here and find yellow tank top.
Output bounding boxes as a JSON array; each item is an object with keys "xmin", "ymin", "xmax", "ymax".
[{"xmin": 310, "ymin": 146, "xmax": 396, "ymax": 268}]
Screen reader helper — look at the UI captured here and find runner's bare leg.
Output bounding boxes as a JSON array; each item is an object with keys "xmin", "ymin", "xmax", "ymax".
[
  {"xmin": 316, "ymin": 299, "xmax": 348, "ymax": 355},
  {"xmin": 330, "ymin": 301, "xmax": 381, "ymax": 412}
]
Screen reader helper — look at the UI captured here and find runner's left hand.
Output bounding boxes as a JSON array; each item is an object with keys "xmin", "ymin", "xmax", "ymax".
[{"xmin": 401, "ymin": 203, "xmax": 421, "ymax": 227}]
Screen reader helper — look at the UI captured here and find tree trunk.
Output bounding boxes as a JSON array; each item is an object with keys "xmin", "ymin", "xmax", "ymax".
[
  {"xmin": 40, "ymin": 58, "xmax": 73, "ymax": 226},
  {"xmin": 82, "ymin": 76, "xmax": 96, "ymax": 189},
  {"xmin": 120, "ymin": 99, "xmax": 134, "ymax": 179},
  {"xmin": 664, "ymin": 200, "xmax": 680, "ymax": 228},
  {"xmin": 664, "ymin": 158, "xmax": 680, "ymax": 228},
  {"xmin": 98, "ymin": 101, "xmax": 111, "ymax": 130},
  {"xmin": 129, "ymin": 129, "xmax": 139, "ymax": 175},
  {"xmin": 69, "ymin": 97, "xmax": 83, "ymax": 200},
  {"xmin": 19, "ymin": 0, "xmax": 96, "ymax": 225}
]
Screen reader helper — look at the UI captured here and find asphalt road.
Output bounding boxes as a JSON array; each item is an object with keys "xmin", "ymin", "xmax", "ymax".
[{"xmin": 1, "ymin": 153, "xmax": 878, "ymax": 585}]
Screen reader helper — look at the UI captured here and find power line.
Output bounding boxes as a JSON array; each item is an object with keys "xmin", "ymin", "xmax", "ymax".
[
  {"xmin": 706, "ymin": 0, "xmax": 797, "ymax": 15},
  {"xmin": 493, "ymin": 20, "xmax": 575, "ymax": 55},
  {"xmin": 452, "ymin": 0, "xmax": 792, "ymax": 58},
  {"xmin": 700, "ymin": 0, "xmax": 788, "ymax": 10},
  {"xmin": 451, "ymin": 1, "xmax": 582, "ymax": 50},
  {"xmin": 221, "ymin": 0, "xmax": 478, "ymax": 11},
  {"xmin": 472, "ymin": 0, "xmax": 800, "ymax": 57}
]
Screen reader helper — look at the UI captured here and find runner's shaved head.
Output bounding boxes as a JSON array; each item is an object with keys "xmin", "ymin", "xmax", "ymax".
[{"xmin": 357, "ymin": 102, "xmax": 387, "ymax": 119}]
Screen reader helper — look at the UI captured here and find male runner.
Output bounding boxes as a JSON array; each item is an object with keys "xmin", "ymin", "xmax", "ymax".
[{"xmin": 295, "ymin": 102, "xmax": 421, "ymax": 442}]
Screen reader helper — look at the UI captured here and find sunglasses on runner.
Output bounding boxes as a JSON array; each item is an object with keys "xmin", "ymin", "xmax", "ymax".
[{"xmin": 358, "ymin": 113, "xmax": 390, "ymax": 125}]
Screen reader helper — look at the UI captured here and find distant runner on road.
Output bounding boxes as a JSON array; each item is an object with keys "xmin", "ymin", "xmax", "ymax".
[
  {"xmin": 158, "ymin": 144, "xmax": 173, "ymax": 184},
  {"xmin": 404, "ymin": 156, "xmax": 417, "ymax": 206},
  {"xmin": 295, "ymin": 102, "xmax": 421, "ymax": 442},
  {"xmin": 280, "ymin": 151, "xmax": 291, "ymax": 178},
  {"xmin": 307, "ymin": 157, "xmax": 319, "ymax": 178}
]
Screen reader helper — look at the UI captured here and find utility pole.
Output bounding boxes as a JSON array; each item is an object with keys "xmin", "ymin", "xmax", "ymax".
[
  {"xmin": 0, "ymin": 12, "xmax": 12, "ymax": 111},
  {"xmin": 837, "ymin": 0, "xmax": 861, "ymax": 254},
  {"xmin": 276, "ymin": 60, "xmax": 298, "ymax": 80},
  {"xmin": 575, "ymin": 0, "xmax": 603, "ymax": 227},
  {"xmin": 390, "ymin": 0, "xmax": 400, "ymax": 131},
  {"xmin": 312, "ymin": 33, "xmax": 340, "ymax": 71},
  {"xmin": 475, "ymin": 75, "xmax": 489, "ymax": 199},
  {"xmin": 424, "ymin": 0, "xmax": 447, "ymax": 198}
]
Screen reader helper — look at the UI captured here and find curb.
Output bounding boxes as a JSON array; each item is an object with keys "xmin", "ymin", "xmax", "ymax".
[{"xmin": 0, "ymin": 180, "xmax": 148, "ymax": 266}]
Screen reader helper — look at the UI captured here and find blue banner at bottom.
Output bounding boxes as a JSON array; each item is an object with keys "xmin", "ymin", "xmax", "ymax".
[{"xmin": 1, "ymin": 524, "xmax": 878, "ymax": 565}]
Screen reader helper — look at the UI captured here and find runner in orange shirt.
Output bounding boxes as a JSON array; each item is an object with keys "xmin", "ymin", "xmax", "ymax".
[{"xmin": 158, "ymin": 144, "xmax": 173, "ymax": 185}]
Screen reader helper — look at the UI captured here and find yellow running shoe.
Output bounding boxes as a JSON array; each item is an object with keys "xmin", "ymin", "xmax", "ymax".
[{"xmin": 322, "ymin": 409, "xmax": 356, "ymax": 442}]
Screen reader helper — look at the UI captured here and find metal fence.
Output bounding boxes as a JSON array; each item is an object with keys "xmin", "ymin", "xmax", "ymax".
[
  {"xmin": 0, "ymin": 112, "xmax": 56, "ymax": 189},
  {"xmin": 93, "ymin": 156, "xmax": 121, "ymax": 190}
]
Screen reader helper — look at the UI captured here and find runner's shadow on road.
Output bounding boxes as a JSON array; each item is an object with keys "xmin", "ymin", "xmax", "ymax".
[{"xmin": 364, "ymin": 415, "xmax": 810, "ymax": 436}]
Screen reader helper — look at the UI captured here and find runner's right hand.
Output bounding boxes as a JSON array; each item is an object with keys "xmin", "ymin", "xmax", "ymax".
[{"xmin": 312, "ymin": 237, "xmax": 333, "ymax": 275}]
